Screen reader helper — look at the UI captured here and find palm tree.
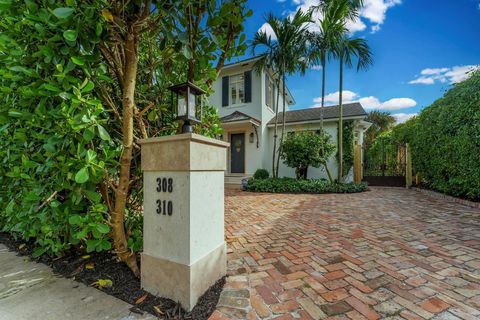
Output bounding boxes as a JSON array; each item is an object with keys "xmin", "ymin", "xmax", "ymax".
[
  {"xmin": 315, "ymin": 0, "xmax": 372, "ymax": 183},
  {"xmin": 308, "ymin": 3, "xmax": 347, "ymax": 132},
  {"xmin": 335, "ymin": 36, "xmax": 373, "ymax": 182},
  {"xmin": 252, "ymin": 10, "xmax": 312, "ymax": 177}
]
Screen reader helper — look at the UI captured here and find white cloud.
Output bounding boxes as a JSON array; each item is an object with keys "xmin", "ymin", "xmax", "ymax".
[
  {"xmin": 409, "ymin": 65, "xmax": 479, "ymax": 85},
  {"xmin": 381, "ymin": 98, "xmax": 417, "ymax": 110},
  {"xmin": 311, "ymin": 90, "xmax": 416, "ymax": 111},
  {"xmin": 445, "ymin": 65, "xmax": 479, "ymax": 83},
  {"xmin": 313, "ymin": 90, "xmax": 358, "ymax": 104},
  {"xmin": 361, "ymin": 0, "xmax": 401, "ymax": 32},
  {"xmin": 358, "ymin": 96, "xmax": 381, "ymax": 109},
  {"xmin": 289, "ymin": 0, "xmax": 400, "ymax": 34},
  {"xmin": 409, "ymin": 77, "xmax": 435, "ymax": 85},
  {"xmin": 420, "ymin": 68, "xmax": 449, "ymax": 75},
  {"xmin": 393, "ymin": 113, "xmax": 417, "ymax": 123},
  {"xmin": 258, "ymin": 22, "xmax": 277, "ymax": 40}
]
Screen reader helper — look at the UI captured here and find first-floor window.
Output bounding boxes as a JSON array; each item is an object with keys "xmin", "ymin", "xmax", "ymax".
[{"xmin": 230, "ymin": 74, "xmax": 245, "ymax": 105}]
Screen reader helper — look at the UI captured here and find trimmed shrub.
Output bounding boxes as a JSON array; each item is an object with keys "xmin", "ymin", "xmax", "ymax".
[
  {"xmin": 279, "ymin": 131, "xmax": 335, "ymax": 179},
  {"xmin": 390, "ymin": 70, "xmax": 480, "ymax": 201},
  {"xmin": 253, "ymin": 169, "xmax": 269, "ymax": 180},
  {"xmin": 246, "ymin": 178, "xmax": 368, "ymax": 194}
]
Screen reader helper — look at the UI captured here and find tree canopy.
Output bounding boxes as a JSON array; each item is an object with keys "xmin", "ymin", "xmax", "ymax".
[
  {"xmin": 280, "ymin": 131, "xmax": 335, "ymax": 179},
  {"xmin": 0, "ymin": 0, "xmax": 251, "ymax": 274},
  {"xmin": 365, "ymin": 110, "xmax": 396, "ymax": 147}
]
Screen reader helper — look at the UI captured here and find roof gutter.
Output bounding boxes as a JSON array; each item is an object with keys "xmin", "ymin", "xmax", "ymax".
[{"xmin": 266, "ymin": 115, "xmax": 366, "ymax": 127}]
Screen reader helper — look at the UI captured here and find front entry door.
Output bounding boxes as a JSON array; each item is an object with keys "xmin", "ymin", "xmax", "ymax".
[{"xmin": 230, "ymin": 133, "xmax": 245, "ymax": 173}]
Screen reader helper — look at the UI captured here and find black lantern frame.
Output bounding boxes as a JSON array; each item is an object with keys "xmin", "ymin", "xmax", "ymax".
[{"xmin": 168, "ymin": 81, "xmax": 206, "ymax": 133}]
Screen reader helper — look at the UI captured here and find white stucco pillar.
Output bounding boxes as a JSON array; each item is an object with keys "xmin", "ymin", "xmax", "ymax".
[{"xmin": 139, "ymin": 133, "xmax": 229, "ymax": 311}]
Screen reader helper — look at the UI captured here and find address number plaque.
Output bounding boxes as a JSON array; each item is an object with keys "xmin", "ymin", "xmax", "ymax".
[{"xmin": 156, "ymin": 177, "xmax": 173, "ymax": 216}]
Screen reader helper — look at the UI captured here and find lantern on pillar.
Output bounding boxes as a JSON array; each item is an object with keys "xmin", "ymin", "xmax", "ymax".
[{"xmin": 168, "ymin": 81, "xmax": 206, "ymax": 133}]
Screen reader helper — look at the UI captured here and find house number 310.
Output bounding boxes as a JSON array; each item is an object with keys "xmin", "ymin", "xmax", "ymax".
[{"xmin": 156, "ymin": 177, "xmax": 173, "ymax": 216}]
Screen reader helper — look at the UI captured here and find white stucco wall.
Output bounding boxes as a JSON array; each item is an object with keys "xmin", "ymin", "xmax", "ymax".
[
  {"xmin": 209, "ymin": 63, "xmax": 287, "ymax": 176},
  {"xmin": 208, "ymin": 60, "xmax": 366, "ymax": 182},
  {"xmin": 265, "ymin": 121, "xmax": 343, "ymax": 181}
]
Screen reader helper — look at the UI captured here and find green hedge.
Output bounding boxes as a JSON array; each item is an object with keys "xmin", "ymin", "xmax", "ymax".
[
  {"xmin": 246, "ymin": 178, "xmax": 368, "ymax": 194},
  {"xmin": 391, "ymin": 71, "xmax": 480, "ymax": 201}
]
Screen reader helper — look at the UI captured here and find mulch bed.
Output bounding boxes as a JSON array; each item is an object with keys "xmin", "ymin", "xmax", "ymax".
[{"xmin": 0, "ymin": 232, "xmax": 224, "ymax": 319}]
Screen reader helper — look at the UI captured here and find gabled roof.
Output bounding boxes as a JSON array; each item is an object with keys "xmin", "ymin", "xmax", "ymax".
[
  {"xmin": 267, "ymin": 103, "xmax": 367, "ymax": 126},
  {"xmin": 222, "ymin": 56, "xmax": 263, "ymax": 69},
  {"xmin": 220, "ymin": 111, "xmax": 261, "ymax": 126}
]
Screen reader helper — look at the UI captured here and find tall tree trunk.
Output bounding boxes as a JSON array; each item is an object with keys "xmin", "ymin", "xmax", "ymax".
[
  {"xmin": 112, "ymin": 33, "xmax": 140, "ymax": 277},
  {"xmin": 324, "ymin": 163, "xmax": 333, "ymax": 182},
  {"xmin": 272, "ymin": 78, "xmax": 281, "ymax": 178},
  {"xmin": 320, "ymin": 52, "xmax": 331, "ymax": 182},
  {"xmin": 320, "ymin": 51, "xmax": 326, "ymax": 132},
  {"xmin": 276, "ymin": 71, "xmax": 287, "ymax": 176},
  {"xmin": 338, "ymin": 56, "xmax": 344, "ymax": 183}
]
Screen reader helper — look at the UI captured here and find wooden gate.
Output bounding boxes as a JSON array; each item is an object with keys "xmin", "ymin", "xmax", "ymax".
[{"xmin": 363, "ymin": 139, "xmax": 407, "ymax": 187}]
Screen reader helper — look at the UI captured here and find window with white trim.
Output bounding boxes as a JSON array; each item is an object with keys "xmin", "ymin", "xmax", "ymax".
[
  {"xmin": 229, "ymin": 74, "xmax": 245, "ymax": 105},
  {"xmin": 266, "ymin": 77, "xmax": 275, "ymax": 111}
]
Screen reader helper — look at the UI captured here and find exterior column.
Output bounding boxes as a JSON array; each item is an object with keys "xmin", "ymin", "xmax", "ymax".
[
  {"xmin": 139, "ymin": 133, "xmax": 229, "ymax": 311},
  {"xmin": 406, "ymin": 143, "xmax": 413, "ymax": 188},
  {"xmin": 354, "ymin": 144, "xmax": 362, "ymax": 184}
]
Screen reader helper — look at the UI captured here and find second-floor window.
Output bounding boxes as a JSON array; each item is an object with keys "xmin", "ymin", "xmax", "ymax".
[
  {"xmin": 222, "ymin": 71, "xmax": 251, "ymax": 107},
  {"xmin": 230, "ymin": 74, "xmax": 245, "ymax": 105},
  {"xmin": 266, "ymin": 77, "xmax": 275, "ymax": 111}
]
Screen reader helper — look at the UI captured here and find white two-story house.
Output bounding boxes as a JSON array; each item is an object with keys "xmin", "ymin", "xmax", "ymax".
[{"xmin": 208, "ymin": 57, "xmax": 371, "ymax": 185}]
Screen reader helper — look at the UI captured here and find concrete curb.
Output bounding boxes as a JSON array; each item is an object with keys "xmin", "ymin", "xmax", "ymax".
[{"xmin": 412, "ymin": 187, "xmax": 480, "ymax": 209}]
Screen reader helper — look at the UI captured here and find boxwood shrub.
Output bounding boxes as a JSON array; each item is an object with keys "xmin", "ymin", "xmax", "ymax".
[
  {"xmin": 246, "ymin": 178, "xmax": 368, "ymax": 194},
  {"xmin": 253, "ymin": 169, "xmax": 269, "ymax": 180}
]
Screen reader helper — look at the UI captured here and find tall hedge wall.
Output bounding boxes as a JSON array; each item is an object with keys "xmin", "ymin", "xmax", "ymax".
[{"xmin": 392, "ymin": 71, "xmax": 480, "ymax": 201}]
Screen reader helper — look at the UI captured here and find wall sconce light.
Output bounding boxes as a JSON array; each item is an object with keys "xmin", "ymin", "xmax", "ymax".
[{"xmin": 249, "ymin": 132, "xmax": 254, "ymax": 143}]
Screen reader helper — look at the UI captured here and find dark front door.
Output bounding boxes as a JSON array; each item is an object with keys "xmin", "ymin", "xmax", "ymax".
[{"xmin": 230, "ymin": 133, "xmax": 245, "ymax": 173}]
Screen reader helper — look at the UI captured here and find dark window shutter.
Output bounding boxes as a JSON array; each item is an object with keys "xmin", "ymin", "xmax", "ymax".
[
  {"xmin": 222, "ymin": 76, "xmax": 229, "ymax": 107},
  {"xmin": 265, "ymin": 74, "xmax": 270, "ymax": 107},
  {"xmin": 244, "ymin": 70, "xmax": 252, "ymax": 103}
]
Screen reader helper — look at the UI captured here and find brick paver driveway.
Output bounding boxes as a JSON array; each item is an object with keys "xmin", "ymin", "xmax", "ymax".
[{"xmin": 210, "ymin": 187, "xmax": 480, "ymax": 320}]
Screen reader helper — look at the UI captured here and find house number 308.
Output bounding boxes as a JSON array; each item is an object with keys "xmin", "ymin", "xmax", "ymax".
[
  {"xmin": 156, "ymin": 177, "xmax": 173, "ymax": 216},
  {"xmin": 156, "ymin": 177, "xmax": 173, "ymax": 193}
]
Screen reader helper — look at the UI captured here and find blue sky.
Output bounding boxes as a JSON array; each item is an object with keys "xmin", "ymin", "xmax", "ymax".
[{"xmin": 233, "ymin": 0, "xmax": 480, "ymax": 122}]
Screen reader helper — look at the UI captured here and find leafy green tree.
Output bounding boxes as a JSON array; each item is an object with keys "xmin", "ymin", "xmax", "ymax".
[
  {"xmin": 279, "ymin": 131, "xmax": 335, "ymax": 179},
  {"xmin": 0, "ymin": 0, "xmax": 250, "ymax": 275},
  {"xmin": 365, "ymin": 110, "xmax": 396, "ymax": 147},
  {"xmin": 252, "ymin": 10, "xmax": 312, "ymax": 177}
]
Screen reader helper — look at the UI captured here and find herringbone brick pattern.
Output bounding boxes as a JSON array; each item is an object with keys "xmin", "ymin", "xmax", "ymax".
[{"xmin": 210, "ymin": 187, "xmax": 480, "ymax": 320}]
